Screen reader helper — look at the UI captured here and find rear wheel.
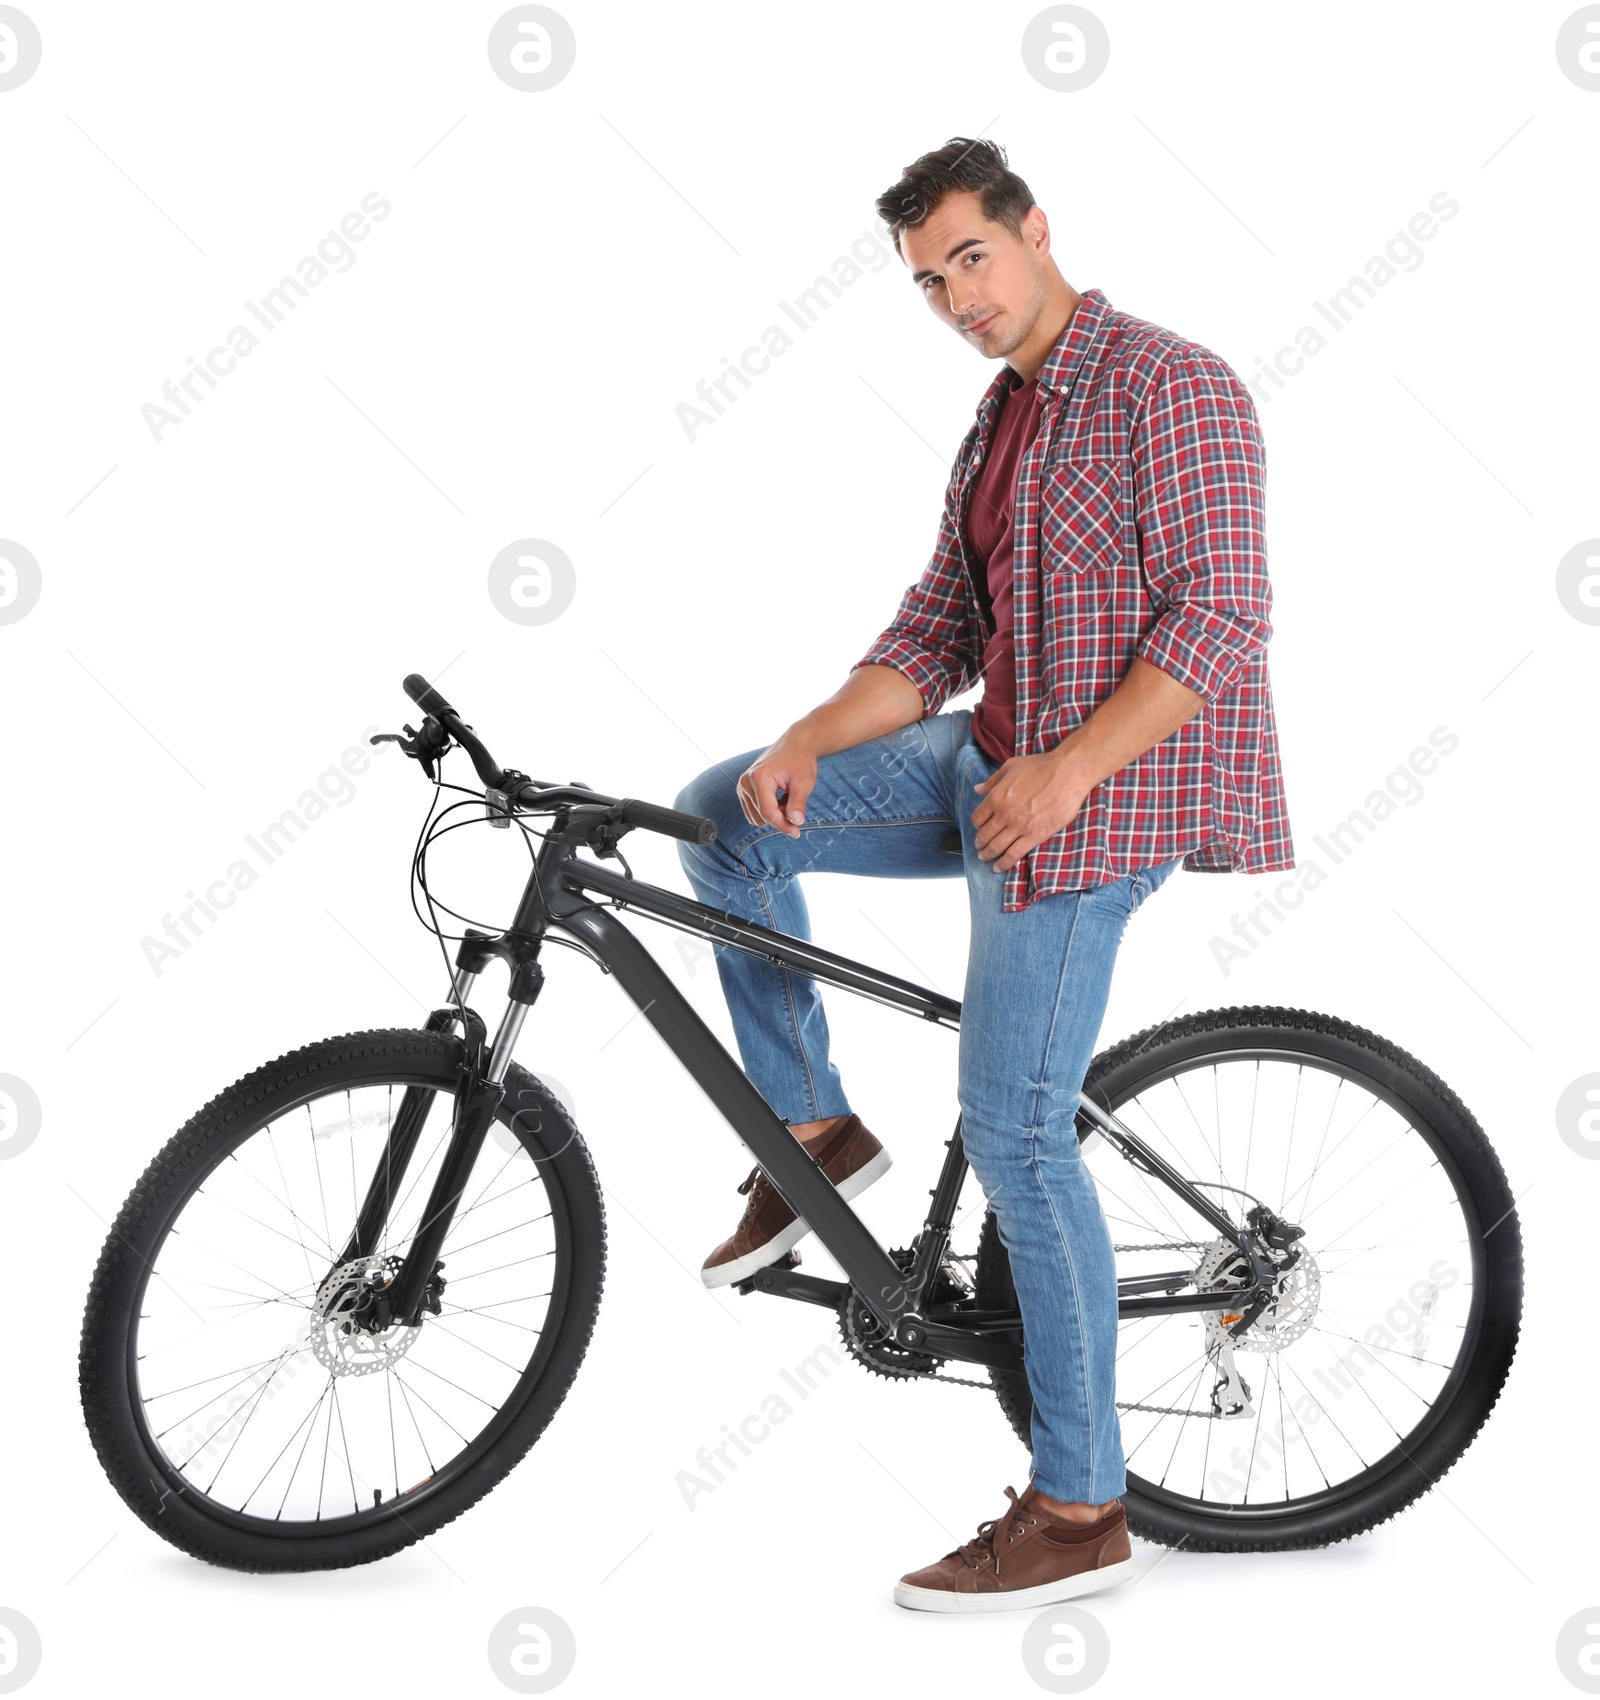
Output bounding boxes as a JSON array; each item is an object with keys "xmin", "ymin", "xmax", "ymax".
[
  {"xmin": 80, "ymin": 1029, "xmax": 605, "ymax": 1571},
  {"xmin": 975, "ymin": 1006, "xmax": 1522, "ymax": 1551}
]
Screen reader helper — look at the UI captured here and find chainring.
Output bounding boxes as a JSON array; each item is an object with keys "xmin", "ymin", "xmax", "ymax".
[{"xmin": 837, "ymin": 1248, "xmax": 969, "ymax": 1381}]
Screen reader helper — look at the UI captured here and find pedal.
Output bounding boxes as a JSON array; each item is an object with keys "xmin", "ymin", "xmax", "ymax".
[{"xmin": 732, "ymin": 1249, "xmax": 801, "ymax": 1296}]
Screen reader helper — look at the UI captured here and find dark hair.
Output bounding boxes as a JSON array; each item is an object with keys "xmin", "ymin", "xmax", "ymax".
[{"xmin": 875, "ymin": 137, "xmax": 1036, "ymax": 251}]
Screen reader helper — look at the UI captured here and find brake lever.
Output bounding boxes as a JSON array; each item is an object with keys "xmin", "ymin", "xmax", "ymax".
[
  {"xmin": 585, "ymin": 800, "xmax": 632, "ymax": 861},
  {"xmin": 371, "ymin": 718, "xmax": 453, "ymax": 781}
]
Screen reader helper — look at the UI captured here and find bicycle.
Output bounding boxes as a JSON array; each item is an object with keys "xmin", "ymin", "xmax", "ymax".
[{"xmin": 79, "ymin": 674, "xmax": 1524, "ymax": 1571}]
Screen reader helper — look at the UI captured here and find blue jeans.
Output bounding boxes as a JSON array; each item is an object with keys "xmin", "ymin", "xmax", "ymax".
[{"xmin": 674, "ymin": 707, "xmax": 1181, "ymax": 1502}]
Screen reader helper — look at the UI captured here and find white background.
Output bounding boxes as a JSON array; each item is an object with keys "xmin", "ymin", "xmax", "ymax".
[{"xmin": 2, "ymin": 1, "xmax": 1596, "ymax": 1694}]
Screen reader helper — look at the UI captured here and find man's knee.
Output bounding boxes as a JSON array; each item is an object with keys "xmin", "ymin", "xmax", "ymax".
[
  {"xmin": 674, "ymin": 763, "xmax": 732, "ymax": 823},
  {"xmin": 957, "ymin": 1109, "xmax": 1026, "ymax": 1190},
  {"xmin": 674, "ymin": 762, "xmax": 745, "ymax": 881},
  {"xmin": 958, "ymin": 1091, "xmax": 1084, "ymax": 1184}
]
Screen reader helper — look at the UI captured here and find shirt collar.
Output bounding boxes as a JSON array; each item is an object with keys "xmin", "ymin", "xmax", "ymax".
[
  {"xmin": 1038, "ymin": 286, "xmax": 1109, "ymax": 397},
  {"xmin": 975, "ymin": 287, "xmax": 1110, "ymax": 421}
]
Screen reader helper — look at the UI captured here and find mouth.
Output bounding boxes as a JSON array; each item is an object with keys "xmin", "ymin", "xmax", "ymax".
[{"xmin": 962, "ymin": 312, "xmax": 999, "ymax": 338}]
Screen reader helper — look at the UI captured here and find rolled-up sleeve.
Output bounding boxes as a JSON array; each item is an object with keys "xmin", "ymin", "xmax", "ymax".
[
  {"xmin": 854, "ymin": 508, "xmax": 984, "ymax": 717},
  {"xmin": 1132, "ymin": 354, "xmax": 1272, "ymax": 702}
]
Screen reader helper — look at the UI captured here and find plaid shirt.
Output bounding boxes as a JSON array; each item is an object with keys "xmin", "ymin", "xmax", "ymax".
[{"xmin": 855, "ymin": 287, "xmax": 1294, "ymax": 913}]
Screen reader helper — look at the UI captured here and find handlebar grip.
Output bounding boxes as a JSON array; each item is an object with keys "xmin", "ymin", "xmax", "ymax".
[
  {"xmin": 618, "ymin": 797, "xmax": 718, "ymax": 846},
  {"xmin": 404, "ymin": 674, "xmax": 456, "ymax": 720}
]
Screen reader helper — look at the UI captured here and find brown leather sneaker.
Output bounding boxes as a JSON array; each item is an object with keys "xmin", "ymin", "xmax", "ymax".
[
  {"xmin": 894, "ymin": 1484, "xmax": 1135, "ymax": 1613},
  {"xmin": 699, "ymin": 1113, "xmax": 891, "ymax": 1288}
]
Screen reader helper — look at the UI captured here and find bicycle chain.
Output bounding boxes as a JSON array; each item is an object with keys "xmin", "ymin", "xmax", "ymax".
[
  {"xmin": 864, "ymin": 1243, "xmax": 1231, "ymax": 1412},
  {"xmin": 1117, "ymin": 1398, "xmax": 1226, "ymax": 1419},
  {"xmin": 1112, "ymin": 1241, "xmax": 1234, "ymax": 1417}
]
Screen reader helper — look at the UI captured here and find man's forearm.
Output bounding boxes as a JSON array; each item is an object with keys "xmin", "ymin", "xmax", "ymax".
[
  {"xmin": 786, "ymin": 663, "xmax": 925, "ymax": 756},
  {"xmin": 1048, "ymin": 656, "xmax": 1204, "ymax": 789}
]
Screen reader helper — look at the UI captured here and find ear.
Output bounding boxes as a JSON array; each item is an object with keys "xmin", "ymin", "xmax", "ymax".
[{"xmin": 1027, "ymin": 206, "xmax": 1051, "ymax": 257}]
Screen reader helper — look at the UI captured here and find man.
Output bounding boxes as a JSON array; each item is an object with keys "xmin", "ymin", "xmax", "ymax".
[{"xmin": 674, "ymin": 137, "xmax": 1293, "ymax": 1612}]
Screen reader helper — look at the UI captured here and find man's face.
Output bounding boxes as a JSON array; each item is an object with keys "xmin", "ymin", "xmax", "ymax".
[{"xmin": 899, "ymin": 189, "xmax": 1051, "ymax": 360}]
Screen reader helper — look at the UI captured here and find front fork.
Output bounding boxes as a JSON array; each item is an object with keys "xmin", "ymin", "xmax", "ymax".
[{"xmin": 334, "ymin": 958, "xmax": 542, "ymax": 1327}]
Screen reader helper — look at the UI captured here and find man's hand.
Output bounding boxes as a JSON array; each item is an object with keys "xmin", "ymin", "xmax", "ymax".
[
  {"xmin": 971, "ymin": 749, "xmax": 1094, "ymax": 873},
  {"xmin": 972, "ymin": 659, "xmax": 1206, "ymax": 874},
  {"xmin": 737, "ymin": 737, "xmax": 818, "ymax": 839},
  {"xmin": 733, "ymin": 665, "xmax": 927, "ymax": 840}
]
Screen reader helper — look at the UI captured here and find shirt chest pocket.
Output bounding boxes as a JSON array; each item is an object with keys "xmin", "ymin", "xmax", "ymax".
[{"xmin": 1036, "ymin": 459, "xmax": 1125, "ymax": 576}]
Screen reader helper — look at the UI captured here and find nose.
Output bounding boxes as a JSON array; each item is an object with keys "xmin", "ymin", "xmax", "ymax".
[{"xmin": 948, "ymin": 282, "xmax": 986, "ymax": 323}]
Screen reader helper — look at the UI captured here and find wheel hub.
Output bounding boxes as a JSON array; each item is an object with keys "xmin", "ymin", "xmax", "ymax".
[
  {"xmin": 1196, "ymin": 1238, "xmax": 1321, "ymax": 1353},
  {"xmin": 310, "ymin": 1255, "xmax": 421, "ymax": 1377}
]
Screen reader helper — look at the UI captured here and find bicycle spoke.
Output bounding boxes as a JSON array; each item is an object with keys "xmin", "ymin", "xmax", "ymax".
[
  {"xmin": 444, "ymin": 1250, "xmax": 555, "ymax": 1284},
  {"xmin": 392, "ymin": 1369, "xmax": 470, "ymax": 1450},
  {"xmin": 277, "ymin": 1379, "xmax": 335, "ymax": 1520},
  {"xmin": 149, "ymin": 1351, "xmax": 304, "ymax": 1430},
  {"xmin": 437, "ymin": 1297, "xmax": 551, "ymax": 1333},
  {"xmin": 307, "ymin": 1106, "xmax": 336, "ymax": 1276},
  {"xmin": 265, "ymin": 1121, "xmax": 320, "ymax": 1291},
  {"xmin": 217, "ymin": 1197, "xmax": 339, "ymax": 1265},
  {"xmin": 401, "ymin": 1354, "xmax": 505, "ymax": 1412}
]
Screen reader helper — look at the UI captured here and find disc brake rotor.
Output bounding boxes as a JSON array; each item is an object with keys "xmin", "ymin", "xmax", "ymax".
[
  {"xmin": 310, "ymin": 1255, "xmax": 421, "ymax": 1378},
  {"xmin": 1197, "ymin": 1237, "xmax": 1321, "ymax": 1354}
]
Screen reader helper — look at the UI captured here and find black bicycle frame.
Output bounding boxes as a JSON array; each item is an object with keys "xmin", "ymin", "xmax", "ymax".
[{"xmin": 350, "ymin": 806, "xmax": 1265, "ymax": 1368}]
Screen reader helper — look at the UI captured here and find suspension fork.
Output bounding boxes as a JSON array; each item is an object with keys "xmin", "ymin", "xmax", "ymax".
[
  {"xmin": 336, "ymin": 990, "xmax": 480, "ymax": 1272},
  {"xmin": 379, "ymin": 970, "xmax": 543, "ymax": 1327},
  {"xmin": 336, "ymin": 957, "xmax": 543, "ymax": 1325}
]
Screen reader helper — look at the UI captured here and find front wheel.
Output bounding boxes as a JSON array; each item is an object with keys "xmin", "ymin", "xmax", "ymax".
[
  {"xmin": 79, "ymin": 1029, "xmax": 606, "ymax": 1571},
  {"xmin": 975, "ymin": 1006, "xmax": 1522, "ymax": 1552}
]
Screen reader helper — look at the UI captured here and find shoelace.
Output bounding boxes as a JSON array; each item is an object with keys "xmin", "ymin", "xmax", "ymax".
[
  {"xmin": 952, "ymin": 1486, "xmax": 1038, "ymax": 1575},
  {"xmin": 735, "ymin": 1123, "xmax": 850, "ymax": 1215},
  {"xmin": 735, "ymin": 1167, "xmax": 774, "ymax": 1216}
]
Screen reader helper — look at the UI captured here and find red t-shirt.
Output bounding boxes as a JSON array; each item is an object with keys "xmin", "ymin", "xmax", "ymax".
[{"xmin": 968, "ymin": 368, "xmax": 1045, "ymax": 765}]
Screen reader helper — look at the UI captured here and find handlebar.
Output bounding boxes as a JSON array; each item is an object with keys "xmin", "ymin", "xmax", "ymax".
[
  {"xmin": 403, "ymin": 673, "xmax": 455, "ymax": 720},
  {"xmin": 608, "ymin": 794, "xmax": 719, "ymax": 846},
  {"xmin": 394, "ymin": 673, "xmax": 717, "ymax": 847}
]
